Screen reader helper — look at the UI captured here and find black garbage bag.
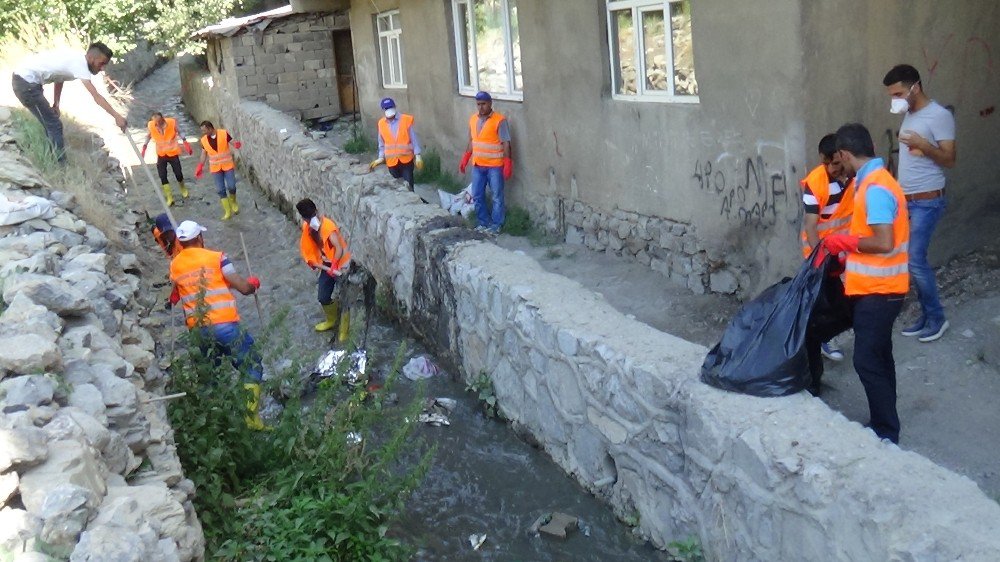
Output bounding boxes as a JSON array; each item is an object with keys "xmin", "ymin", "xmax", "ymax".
[{"xmin": 700, "ymin": 249, "xmax": 835, "ymax": 397}]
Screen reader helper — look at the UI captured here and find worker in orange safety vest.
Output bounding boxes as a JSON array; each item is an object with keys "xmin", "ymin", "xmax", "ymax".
[
  {"xmin": 368, "ymin": 97, "xmax": 423, "ymax": 191},
  {"xmin": 808, "ymin": 123, "xmax": 909, "ymax": 444},
  {"xmin": 141, "ymin": 111, "xmax": 192, "ymax": 207},
  {"xmin": 799, "ymin": 133, "xmax": 855, "ymax": 363},
  {"xmin": 168, "ymin": 220, "xmax": 266, "ymax": 429},
  {"xmin": 295, "ymin": 198, "xmax": 353, "ymax": 342},
  {"xmin": 458, "ymin": 91, "xmax": 512, "ymax": 235},
  {"xmin": 194, "ymin": 120, "xmax": 242, "ymax": 221}
]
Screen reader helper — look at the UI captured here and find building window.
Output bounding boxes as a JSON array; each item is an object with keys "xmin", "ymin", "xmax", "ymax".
[
  {"xmin": 607, "ymin": 0, "xmax": 698, "ymax": 103},
  {"xmin": 452, "ymin": 0, "xmax": 522, "ymax": 100},
  {"xmin": 377, "ymin": 10, "xmax": 406, "ymax": 88}
]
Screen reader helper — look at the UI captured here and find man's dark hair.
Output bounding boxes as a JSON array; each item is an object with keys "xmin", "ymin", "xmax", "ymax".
[
  {"xmin": 296, "ymin": 198, "xmax": 317, "ymax": 219},
  {"xmin": 883, "ymin": 64, "xmax": 921, "ymax": 87},
  {"xmin": 200, "ymin": 120, "xmax": 214, "ymax": 129},
  {"xmin": 87, "ymin": 42, "xmax": 113, "ymax": 60},
  {"xmin": 818, "ymin": 134, "xmax": 838, "ymax": 158},
  {"xmin": 835, "ymin": 123, "xmax": 875, "ymax": 158},
  {"xmin": 151, "ymin": 111, "xmax": 163, "ymax": 119}
]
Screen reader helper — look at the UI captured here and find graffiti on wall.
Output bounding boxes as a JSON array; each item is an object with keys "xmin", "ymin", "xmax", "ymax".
[
  {"xmin": 921, "ymin": 33, "xmax": 995, "ymax": 116},
  {"xmin": 691, "ymin": 148, "xmax": 799, "ymax": 229}
]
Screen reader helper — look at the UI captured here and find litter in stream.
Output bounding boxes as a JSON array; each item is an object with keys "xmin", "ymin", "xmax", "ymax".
[
  {"xmin": 469, "ymin": 533, "xmax": 487, "ymax": 551},
  {"xmin": 313, "ymin": 349, "xmax": 368, "ymax": 385},
  {"xmin": 403, "ymin": 355, "xmax": 440, "ymax": 380}
]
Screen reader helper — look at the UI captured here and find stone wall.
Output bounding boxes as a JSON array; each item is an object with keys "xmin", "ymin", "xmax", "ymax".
[
  {"xmin": 180, "ymin": 73, "xmax": 1000, "ymax": 560},
  {"xmin": 0, "ymin": 112, "xmax": 204, "ymax": 560},
  {"xmin": 106, "ymin": 40, "xmax": 165, "ymax": 89},
  {"xmin": 216, "ymin": 13, "xmax": 348, "ymax": 121}
]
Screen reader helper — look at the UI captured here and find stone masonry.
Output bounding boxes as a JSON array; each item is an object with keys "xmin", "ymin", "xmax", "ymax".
[
  {"xmin": 212, "ymin": 13, "xmax": 348, "ymax": 121},
  {"xmin": 180, "ymin": 67, "xmax": 1000, "ymax": 560}
]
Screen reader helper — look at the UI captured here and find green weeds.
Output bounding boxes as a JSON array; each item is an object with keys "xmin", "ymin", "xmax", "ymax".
[
  {"xmin": 166, "ymin": 306, "xmax": 431, "ymax": 560},
  {"xmin": 666, "ymin": 536, "xmax": 704, "ymax": 562},
  {"xmin": 344, "ymin": 124, "xmax": 377, "ymax": 155},
  {"xmin": 465, "ymin": 371, "xmax": 500, "ymax": 419},
  {"xmin": 413, "ymin": 148, "xmax": 465, "ymax": 194}
]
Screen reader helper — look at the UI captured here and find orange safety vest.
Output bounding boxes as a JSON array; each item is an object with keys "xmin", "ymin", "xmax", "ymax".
[
  {"xmin": 299, "ymin": 217, "xmax": 351, "ymax": 271},
  {"xmin": 169, "ymin": 247, "xmax": 240, "ymax": 328},
  {"xmin": 469, "ymin": 112, "xmax": 506, "ymax": 167},
  {"xmin": 200, "ymin": 129, "xmax": 235, "ymax": 173},
  {"xmin": 148, "ymin": 117, "xmax": 180, "ymax": 157},
  {"xmin": 844, "ymin": 167, "xmax": 910, "ymax": 296},
  {"xmin": 799, "ymin": 165, "xmax": 854, "ymax": 257},
  {"xmin": 377, "ymin": 114, "xmax": 415, "ymax": 166},
  {"xmin": 152, "ymin": 226, "xmax": 180, "ymax": 258}
]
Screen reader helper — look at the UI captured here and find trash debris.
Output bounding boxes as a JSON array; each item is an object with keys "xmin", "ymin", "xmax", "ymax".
[
  {"xmin": 438, "ymin": 186, "xmax": 475, "ymax": 219},
  {"xmin": 538, "ymin": 512, "xmax": 579, "ymax": 539},
  {"xmin": 417, "ymin": 412, "xmax": 450, "ymax": 426},
  {"xmin": 468, "ymin": 533, "xmax": 486, "ymax": 550},
  {"xmin": 313, "ymin": 349, "xmax": 368, "ymax": 385},
  {"xmin": 961, "ymin": 329, "xmax": 976, "ymax": 338},
  {"xmin": 427, "ymin": 397, "xmax": 457, "ymax": 412},
  {"xmin": 345, "ymin": 431, "xmax": 363, "ymax": 447},
  {"xmin": 258, "ymin": 394, "xmax": 284, "ymax": 421},
  {"xmin": 402, "ymin": 355, "xmax": 440, "ymax": 380}
]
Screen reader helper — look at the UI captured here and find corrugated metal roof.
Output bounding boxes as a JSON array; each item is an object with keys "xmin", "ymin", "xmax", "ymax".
[{"xmin": 192, "ymin": 5, "xmax": 295, "ymax": 39}]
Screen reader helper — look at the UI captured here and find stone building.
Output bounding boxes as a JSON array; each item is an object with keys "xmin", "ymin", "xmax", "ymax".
[
  {"xmin": 193, "ymin": 4, "xmax": 353, "ymax": 122},
  {"xmin": 194, "ymin": 0, "xmax": 1000, "ymax": 297}
]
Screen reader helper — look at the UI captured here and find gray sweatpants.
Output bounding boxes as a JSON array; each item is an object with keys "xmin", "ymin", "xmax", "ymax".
[{"xmin": 11, "ymin": 73, "xmax": 65, "ymax": 160}]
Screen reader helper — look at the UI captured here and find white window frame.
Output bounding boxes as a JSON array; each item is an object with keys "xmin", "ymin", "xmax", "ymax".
[
  {"xmin": 606, "ymin": 0, "xmax": 699, "ymax": 104},
  {"xmin": 377, "ymin": 10, "xmax": 406, "ymax": 89},
  {"xmin": 452, "ymin": 0, "xmax": 523, "ymax": 102}
]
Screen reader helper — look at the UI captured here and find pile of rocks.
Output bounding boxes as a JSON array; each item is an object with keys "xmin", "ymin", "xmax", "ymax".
[{"xmin": 0, "ymin": 115, "xmax": 203, "ymax": 560}]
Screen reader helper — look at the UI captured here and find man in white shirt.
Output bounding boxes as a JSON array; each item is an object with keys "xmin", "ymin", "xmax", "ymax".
[{"xmin": 11, "ymin": 42, "xmax": 128, "ymax": 161}]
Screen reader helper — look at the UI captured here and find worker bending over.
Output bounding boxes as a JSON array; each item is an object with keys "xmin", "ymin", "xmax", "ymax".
[
  {"xmin": 295, "ymin": 198, "xmax": 353, "ymax": 342},
  {"xmin": 168, "ymin": 220, "xmax": 266, "ymax": 429}
]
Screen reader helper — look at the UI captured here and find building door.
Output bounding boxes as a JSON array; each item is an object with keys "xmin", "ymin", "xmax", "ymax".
[{"xmin": 332, "ymin": 30, "xmax": 357, "ymax": 115}]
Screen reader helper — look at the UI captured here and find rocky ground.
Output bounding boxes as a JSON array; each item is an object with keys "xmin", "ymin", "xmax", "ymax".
[{"xmin": 0, "ymin": 109, "xmax": 203, "ymax": 560}]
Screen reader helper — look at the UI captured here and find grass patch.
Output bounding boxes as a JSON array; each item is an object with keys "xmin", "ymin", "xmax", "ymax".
[
  {"xmin": 413, "ymin": 148, "xmax": 465, "ymax": 194},
  {"xmin": 344, "ymin": 123, "xmax": 377, "ymax": 154},
  {"xmin": 500, "ymin": 205, "xmax": 560, "ymax": 246},
  {"xmin": 9, "ymin": 108, "xmax": 124, "ymax": 244},
  {"xmin": 167, "ymin": 305, "xmax": 431, "ymax": 560}
]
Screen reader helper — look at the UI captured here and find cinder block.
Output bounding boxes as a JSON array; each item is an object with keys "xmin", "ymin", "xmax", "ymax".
[
  {"xmin": 263, "ymin": 64, "xmax": 284, "ymax": 75},
  {"xmin": 256, "ymin": 53, "xmax": 276, "ymax": 65},
  {"xmin": 278, "ymin": 82, "xmax": 300, "ymax": 92},
  {"xmin": 304, "ymin": 60, "xmax": 325, "ymax": 70},
  {"xmin": 241, "ymin": 85, "xmax": 258, "ymax": 96},
  {"xmin": 300, "ymin": 69, "xmax": 317, "ymax": 80},
  {"xmin": 265, "ymin": 93, "xmax": 279, "ymax": 103},
  {"xmin": 272, "ymin": 33, "xmax": 293, "ymax": 45},
  {"xmin": 258, "ymin": 83, "xmax": 279, "ymax": 95}
]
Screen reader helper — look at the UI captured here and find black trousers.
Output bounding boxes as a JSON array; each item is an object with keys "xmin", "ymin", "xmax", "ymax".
[
  {"xmin": 806, "ymin": 284, "xmax": 904, "ymax": 443},
  {"xmin": 157, "ymin": 154, "xmax": 184, "ymax": 184},
  {"xmin": 387, "ymin": 160, "xmax": 415, "ymax": 191}
]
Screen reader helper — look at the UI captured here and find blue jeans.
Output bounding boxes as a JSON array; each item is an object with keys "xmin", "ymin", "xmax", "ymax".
[
  {"xmin": 213, "ymin": 169, "xmax": 237, "ymax": 198},
  {"xmin": 907, "ymin": 197, "xmax": 946, "ymax": 323},
  {"xmin": 470, "ymin": 165, "xmax": 504, "ymax": 229},
  {"xmin": 12, "ymin": 74, "xmax": 65, "ymax": 160},
  {"xmin": 197, "ymin": 321, "xmax": 262, "ymax": 382},
  {"xmin": 317, "ymin": 268, "xmax": 339, "ymax": 305}
]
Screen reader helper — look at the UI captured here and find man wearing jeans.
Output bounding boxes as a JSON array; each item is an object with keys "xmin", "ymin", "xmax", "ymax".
[
  {"xmin": 818, "ymin": 123, "xmax": 910, "ymax": 443},
  {"xmin": 883, "ymin": 64, "xmax": 956, "ymax": 342},
  {"xmin": 11, "ymin": 42, "xmax": 128, "ymax": 160},
  {"xmin": 459, "ymin": 91, "xmax": 513, "ymax": 234}
]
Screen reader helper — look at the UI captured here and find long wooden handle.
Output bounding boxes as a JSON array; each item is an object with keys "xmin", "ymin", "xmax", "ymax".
[{"xmin": 123, "ymin": 131, "xmax": 177, "ymax": 229}]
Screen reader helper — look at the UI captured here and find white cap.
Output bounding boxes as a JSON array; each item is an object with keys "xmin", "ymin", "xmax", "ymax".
[{"xmin": 175, "ymin": 220, "xmax": 206, "ymax": 242}]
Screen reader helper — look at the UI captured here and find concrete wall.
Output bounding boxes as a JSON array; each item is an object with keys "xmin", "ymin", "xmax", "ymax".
[
  {"xmin": 801, "ymin": 1, "xmax": 1000, "ymax": 262},
  {"xmin": 206, "ymin": 12, "xmax": 349, "ymax": 121},
  {"xmin": 347, "ymin": 0, "xmax": 809, "ymax": 297},
  {"xmin": 180, "ymin": 70, "xmax": 1000, "ymax": 561}
]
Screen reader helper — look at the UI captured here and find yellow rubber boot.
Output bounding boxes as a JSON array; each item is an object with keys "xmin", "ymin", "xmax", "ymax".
[
  {"xmin": 314, "ymin": 302, "xmax": 339, "ymax": 332},
  {"xmin": 337, "ymin": 308, "xmax": 351, "ymax": 343},
  {"xmin": 162, "ymin": 184, "xmax": 174, "ymax": 207},
  {"xmin": 178, "ymin": 181, "xmax": 189, "ymax": 198},
  {"xmin": 243, "ymin": 383, "xmax": 267, "ymax": 430},
  {"xmin": 228, "ymin": 193, "xmax": 239, "ymax": 214},
  {"xmin": 219, "ymin": 198, "xmax": 232, "ymax": 220}
]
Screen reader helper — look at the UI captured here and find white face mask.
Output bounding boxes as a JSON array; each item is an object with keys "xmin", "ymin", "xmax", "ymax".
[
  {"xmin": 890, "ymin": 97, "xmax": 910, "ymax": 114},
  {"xmin": 384, "ymin": 108, "xmax": 397, "ymax": 118},
  {"xmin": 309, "ymin": 216, "xmax": 321, "ymax": 230}
]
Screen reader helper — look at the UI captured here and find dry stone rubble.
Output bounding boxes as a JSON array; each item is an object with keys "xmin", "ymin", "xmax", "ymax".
[{"xmin": 0, "ymin": 114, "xmax": 204, "ymax": 561}]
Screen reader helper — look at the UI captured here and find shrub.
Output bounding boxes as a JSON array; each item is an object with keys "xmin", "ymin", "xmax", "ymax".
[
  {"xmin": 344, "ymin": 124, "xmax": 377, "ymax": 155},
  {"xmin": 413, "ymin": 148, "xmax": 465, "ymax": 194},
  {"xmin": 167, "ymin": 305, "xmax": 430, "ymax": 560}
]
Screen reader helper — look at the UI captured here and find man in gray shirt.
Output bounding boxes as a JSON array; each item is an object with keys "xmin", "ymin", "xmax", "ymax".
[{"xmin": 883, "ymin": 64, "xmax": 956, "ymax": 343}]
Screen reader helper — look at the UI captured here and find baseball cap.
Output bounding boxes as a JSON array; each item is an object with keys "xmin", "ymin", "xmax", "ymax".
[
  {"xmin": 153, "ymin": 213, "xmax": 173, "ymax": 232},
  {"xmin": 380, "ymin": 97, "xmax": 396, "ymax": 110},
  {"xmin": 474, "ymin": 91, "xmax": 492, "ymax": 102},
  {"xmin": 175, "ymin": 220, "xmax": 206, "ymax": 242}
]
